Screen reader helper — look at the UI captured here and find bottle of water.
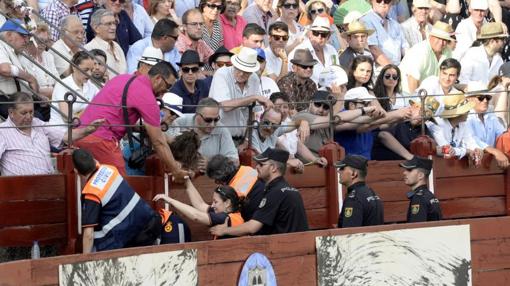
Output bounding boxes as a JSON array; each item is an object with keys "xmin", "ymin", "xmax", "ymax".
[{"xmin": 31, "ymin": 241, "xmax": 40, "ymax": 259}]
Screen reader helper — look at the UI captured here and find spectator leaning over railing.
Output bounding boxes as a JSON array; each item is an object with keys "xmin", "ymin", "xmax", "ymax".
[
  {"xmin": 39, "ymin": 0, "xmax": 79, "ymax": 41},
  {"xmin": 0, "ymin": 92, "xmax": 104, "ymax": 176},
  {"xmin": 209, "ymin": 47, "xmax": 273, "ymax": 145},
  {"xmin": 50, "ymin": 15, "xmax": 85, "ymax": 77},
  {"xmin": 166, "ymin": 97, "xmax": 239, "ymax": 170},
  {"xmin": 75, "ymin": 61, "xmax": 189, "ymax": 180},
  {"xmin": 85, "ymin": 9, "xmax": 127, "ymax": 75},
  {"xmin": 210, "ymin": 148, "xmax": 309, "ymax": 236}
]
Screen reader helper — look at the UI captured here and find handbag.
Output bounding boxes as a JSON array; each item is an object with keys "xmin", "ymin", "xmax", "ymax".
[{"xmin": 122, "ymin": 75, "xmax": 153, "ymax": 169}]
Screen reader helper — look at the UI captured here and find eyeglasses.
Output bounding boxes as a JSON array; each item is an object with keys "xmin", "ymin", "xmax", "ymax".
[
  {"xmin": 100, "ymin": 21, "xmax": 118, "ymax": 27},
  {"xmin": 476, "ymin": 95, "xmax": 492, "ymax": 102},
  {"xmin": 376, "ymin": 0, "xmax": 393, "ymax": 4},
  {"xmin": 185, "ymin": 22, "xmax": 204, "ymax": 27},
  {"xmin": 161, "ymin": 76, "xmax": 173, "ymax": 89},
  {"xmin": 198, "ymin": 113, "xmax": 220, "ymax": 124},
  {"xmin": 261, "ymin": 120, "xmax": 279, "ymax": 129},
  {"xmin": 313, "ymin": 102, "xmax": 330, "ymax": 110},
  {"xmin": 182, "ymin": 66, "xmax": 200, "ymax": 73},
  {"xmin": 271, "ymin": 34, "xmax": 289, "ymax": 41},
  {"xmin": 353, "ymin": 101, "xmax": 371, "ymax": 107},
  {"xmin": 312, "ymin": 30, "xmax": 330, "ymax": 38},
  {"xmin": 166, "ymin": 34, "xmax": 179, "ymax": 41},
  {"xmin": 384, "ymin": 74, "xmax": 399, "ymax": 80},
  {"xmin": 215, "ymin": 61, "xmax": 232, "ymax": 67},
  {"xmin": 295, "ymin": 63, "xmax": 314, "ymax": 70},
  {"xmin": 205, "ymin": 3, "xmax": 224, "ymax": 10},
  {"xmin": 309, "ymin": 8, "xmax": 325, "ymax": 15},
  {"xmin": 282, "ymin": 3, "xmax": 298, "ymax": 9}
]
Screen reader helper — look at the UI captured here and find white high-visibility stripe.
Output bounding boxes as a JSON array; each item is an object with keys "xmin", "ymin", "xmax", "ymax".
[
  {"xmin": 101, "ymin": 175, "xmax": 123, "ymax": 206},
  {"xmin": 94, "ymin": 193, "xmax": 141, "ymax": 239},
  {"xmin": 178, "ymin": 223, "xmax": 185, "ymax": 243}
]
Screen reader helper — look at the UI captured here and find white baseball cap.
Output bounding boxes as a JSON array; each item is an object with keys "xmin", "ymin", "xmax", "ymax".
[
  {"xmin": 344, "ymin": 87, "xmax": 376, "ymax": 102},
  {"xmin": 319, "ymin": 66, "xmax": 348, "ymax": 88},
  {"xmin": 470, "ymin": 0, "xmax": 488, "ymax": 10}
]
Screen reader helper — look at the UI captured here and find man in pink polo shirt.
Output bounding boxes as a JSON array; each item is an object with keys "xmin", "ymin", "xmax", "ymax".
[{"xmin": 77, "ymin": 61, "xmax": 188, "ymax": 179}]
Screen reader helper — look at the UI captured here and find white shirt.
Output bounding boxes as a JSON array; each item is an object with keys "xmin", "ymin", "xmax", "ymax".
[
  {"xmin": 85, "ymin": 37, "xmax": 127, "ymax": 75},
  {"xmin": 426, "ymin": 117, "xmax": 479, "ymax": 158},
  {"xmin": 50, "ymin": 39, "xmax": 73, "ymax": 76},
  {"xmin": 288, "ymin": 38, "xmax": 339, "ymax": 84},
  {"xmin": 417, "ymin": 76, "xmax": 461, "ymax": 116},
  {"xmin": 401, "ymin": 16, "xmax": 432, "ymax": 49},
  {"xmin": 20, "ymin": 51, "xmax": 58, "ymax": 88},
  {"xmin": 209, "ymin": 66, "xmax": 261, "ymax": 137},
  {"xmin": 453, "ymin": 17, "xmax": 484, "ymax": 60},
  {"xmin": 0, "ymin": 41, "xmax": 26, "ymax": 94},
  {"xmin": 278, "ymin": 117, "xmax": 298, "ymax": 156},
  {"xmin": 260, "ymin": 76, "xmax": 280, "ymax": 98},
  {"xmin": 264, "ymin": 47, "xmax": 282, "ymax": 77},
  {"xmin": 50, "ymin": 75, "xmax": 99, "ymax": 132},
  {"xmin": 459, "ymin": 45, "xmax": 503, "ymax": 85}
]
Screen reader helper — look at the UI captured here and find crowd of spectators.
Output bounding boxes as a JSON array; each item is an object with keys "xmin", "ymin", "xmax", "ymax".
[{"xmin": 1, "ymin": 0, "xmax": 510, "ymax": 254}]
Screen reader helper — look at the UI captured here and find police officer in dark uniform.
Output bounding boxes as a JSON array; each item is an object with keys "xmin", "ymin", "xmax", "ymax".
[
  {"xmin": 210, "ymin": 148, "xmax": 309, "ymax": 237},
  {"xmin": 336, "ymin": 155, "xmax": 384, "ymax": 228},
  {"xmin": 400, "ymin": 156, "xmax": 442, "ymax": 223}
]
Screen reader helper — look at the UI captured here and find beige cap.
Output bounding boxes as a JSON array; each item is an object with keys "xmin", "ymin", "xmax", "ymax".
[{"xmin": 413, "ymin": 0, "xmax": 431, "ymax": 8}]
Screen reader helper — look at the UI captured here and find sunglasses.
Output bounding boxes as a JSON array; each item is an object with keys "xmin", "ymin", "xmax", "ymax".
[
  {"xmin": 376, "ymin": 0, "xmax": 393, "ymax": 4},
  {"xmin": 216, "ymin": 61, "xmax": 232, "ymax": 67},
  {"xmin": 271, "ymin": 34, "xmax": 289, "ymax": 41},
  {"xmin": 161, "ymin": 76, "xmax": 173, "ymax": 89},
  {"xmin": 384, "ymin": 74, "xmax": 399, "ymax": 80},
  {"xmin": 261, "ymin": 120, "xmax": 279, "ymax": 129},
  {"xmin": 110, "ymin": 0, "xmax": 126, "ymax": 3},
  {"xmin": 477, "ymin": 95, "xmax": 492, "ymax": 102},
  {"xmin": 166, "ymin": 34, "xmax": 178, "ymax": 40},
  {"xmin": 198, "ymin": 113, "xmax": 220, "ymax": 123},
  {"xmin": 354, "ymin": 101, "xmax": 371, "ymax": 107},
  {"xmin": 309, "ymin": 8, "xmax": 325, "ymax": 15},
  {"xmin": 312, "ymin": 30, "xmax": 330, "ymax": 38},
  {"xmin": 295, "ymin": 63, "xmax": 314, "ymax": 70},
  {"xmin": 282, "ymin": 3, "xmax": 298, "ymax": 9},
  {"xmin": 182, "ymin": 66, "xmax": 200, "ymax": 73},
  {"xmin": 313, "ymin": 102, "xmax": 330, "ymax": 110},
  {"xmin": 205, "ymin": 3, "xmax": 224, "ymax": 10}
]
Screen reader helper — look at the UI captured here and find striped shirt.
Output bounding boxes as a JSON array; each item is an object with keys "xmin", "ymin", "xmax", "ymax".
[
  {"xmin": 201, "ymin": 20, "xmax": 224, "ymax": 52},
  {"xmin": 0, "ymin": 117, "xmax": 65, "ymax": 176}
]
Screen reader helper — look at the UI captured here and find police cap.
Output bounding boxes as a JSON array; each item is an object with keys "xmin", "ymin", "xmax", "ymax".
[
  {"xmin": 254, "ymin": 148, "xmax": 289, "ymax": 164},
  {"xmin": 399, "ymin": 156, "xmax": 433, "ymax": 171},
  {"xmin": 335, "ymin": 155, "xmax": 368, "ymax": 172}
]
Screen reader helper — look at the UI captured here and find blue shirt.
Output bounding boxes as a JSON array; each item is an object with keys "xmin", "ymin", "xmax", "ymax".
[
  {"xmin": 175, "ymin": 0, "xmax": 200, "ymax": 17},
  {"xmin": 335, "ymin": 129, "xmax": 375, "ymax": 160},
  {"xmin": 169, "ymin": 78, "xmax": 211, "ymax": 114},
  {"xmin": 361, "ymin": 9, "xmax": 408, "ymax": 65},
  {"xmin": 126, "ymin": 37, "xmax": 181, "ymax": 72},
  {"xmin": 466, "ymin": 111, "xmax": 506, "ymax": 149},
  {"xmin": 86, "ymin": 9, "xmax": 142, "ymax": 55},
  {"xmin": 132, "ymin": 3, "xmax": 153, "ymax": 39}
]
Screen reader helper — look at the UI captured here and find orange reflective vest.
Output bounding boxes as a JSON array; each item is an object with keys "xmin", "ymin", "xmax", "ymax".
[
  {"xmin": 214, "ymin": 212, "xmax": 244, "ymax": 240},
  {"xmin": 229, "ymin": 166, "xmax": 258, "ymax": 197}
]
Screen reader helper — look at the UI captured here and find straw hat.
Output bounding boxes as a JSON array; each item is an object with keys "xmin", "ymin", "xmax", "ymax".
[
  {"xmin": 341, "ymin": 20, "xmax": 374, "ymax": 37},
  {"xmin": 470, "ymin": 0, "xmax": 488, "ymax": 10},
  {"xmin": 231, "ymin": 47, "xmax": 260, "ymax": 73},
  {"xmin": 413, "ymin": 0, "xmax": 431, "ymax": 8},
  {"xmin": 464, "ymin": 81, "xmax": 490, "ymax": 96},
  {"xmin": 429, "ymin": 21, "xmax": 454, "ymax": 41},
  {"xmin": 310, "ymin": 16, "xmax": 331, "ymax": 32},
  {"xmin": 409, "ymin": 96, "xmax": 440, "ymax": 119},
  {"xmin": 440, "ymin": 93, "xmax": 475, "ymax": 118},
  {"xmin": 477, "ymin": 22, "xmax": 508, "ymax": 40},
  {"xmin": 305, "ymin": 0, "xmax": 333, "ymax": 11},
  {"xmin": 139, "ymin": 46, "xmax": 163, "ymax": 65}
]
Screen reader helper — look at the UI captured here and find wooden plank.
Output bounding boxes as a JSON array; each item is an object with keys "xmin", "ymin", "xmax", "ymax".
[
  {"xmin": 307, "ymin": 208, "xmax": 330, "ymax": 230},
  {"xmin": 272, "ymin": 254, "xmax": 317, "ymax": 286},
  {"xmin": 473, "ymin": 269, "xmax": 510, "ymax": 286},
  {"xmin": 435, "ymin": 175, "xmax": 505, "ymax": 200},
  {"xmin": 471, "ymin": 239, "xmax": 510, "ymax": 270},
  {"xmin": 441, "ymin": 197, "xmax": 506, "ymax": 219},
  {"xmin": 300, "ymin": 187, "xmax": 328, "ymax": 209},
  {"xmin": 285, "ymin": 166, "xmax": 326, "ymax": 188},
  {"xmin": 0, "ymin": 260, "xmax": 32, "ymax": 285},
  {"xmin": 383, "ymin": 201, "xmax": 408, "ymax": 223},
  {"xmin": 0, "ymin": 175, "xmax": 65, "ymax": 201},
  {"xmin": 199, "ymin": 260, "xmax": 242, "ymax": 286},
  {"xmin": 366, "ymin": 160, "xmax": 406, "ymax": 182},
  {"xmin": 434, "ymin": 156, "xmax": 504, "ymax": 178},
  {"xmin": 0, "ymin": 223, "xmax": 66, "ymax": 247},
  {"xmin": 0, "ymin": 201, "xmax": 66, "ymax": 226},
  {"xmin": 125, "ymin": 176, "xmax": 155, "ymax": 202},
  {"xmin": 369, "ymin": 181, "xmax": 408, "ymax": 202},
  {"xmin": 206, "ymin": 236, "xmax": 268, "ymax": 264}
]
